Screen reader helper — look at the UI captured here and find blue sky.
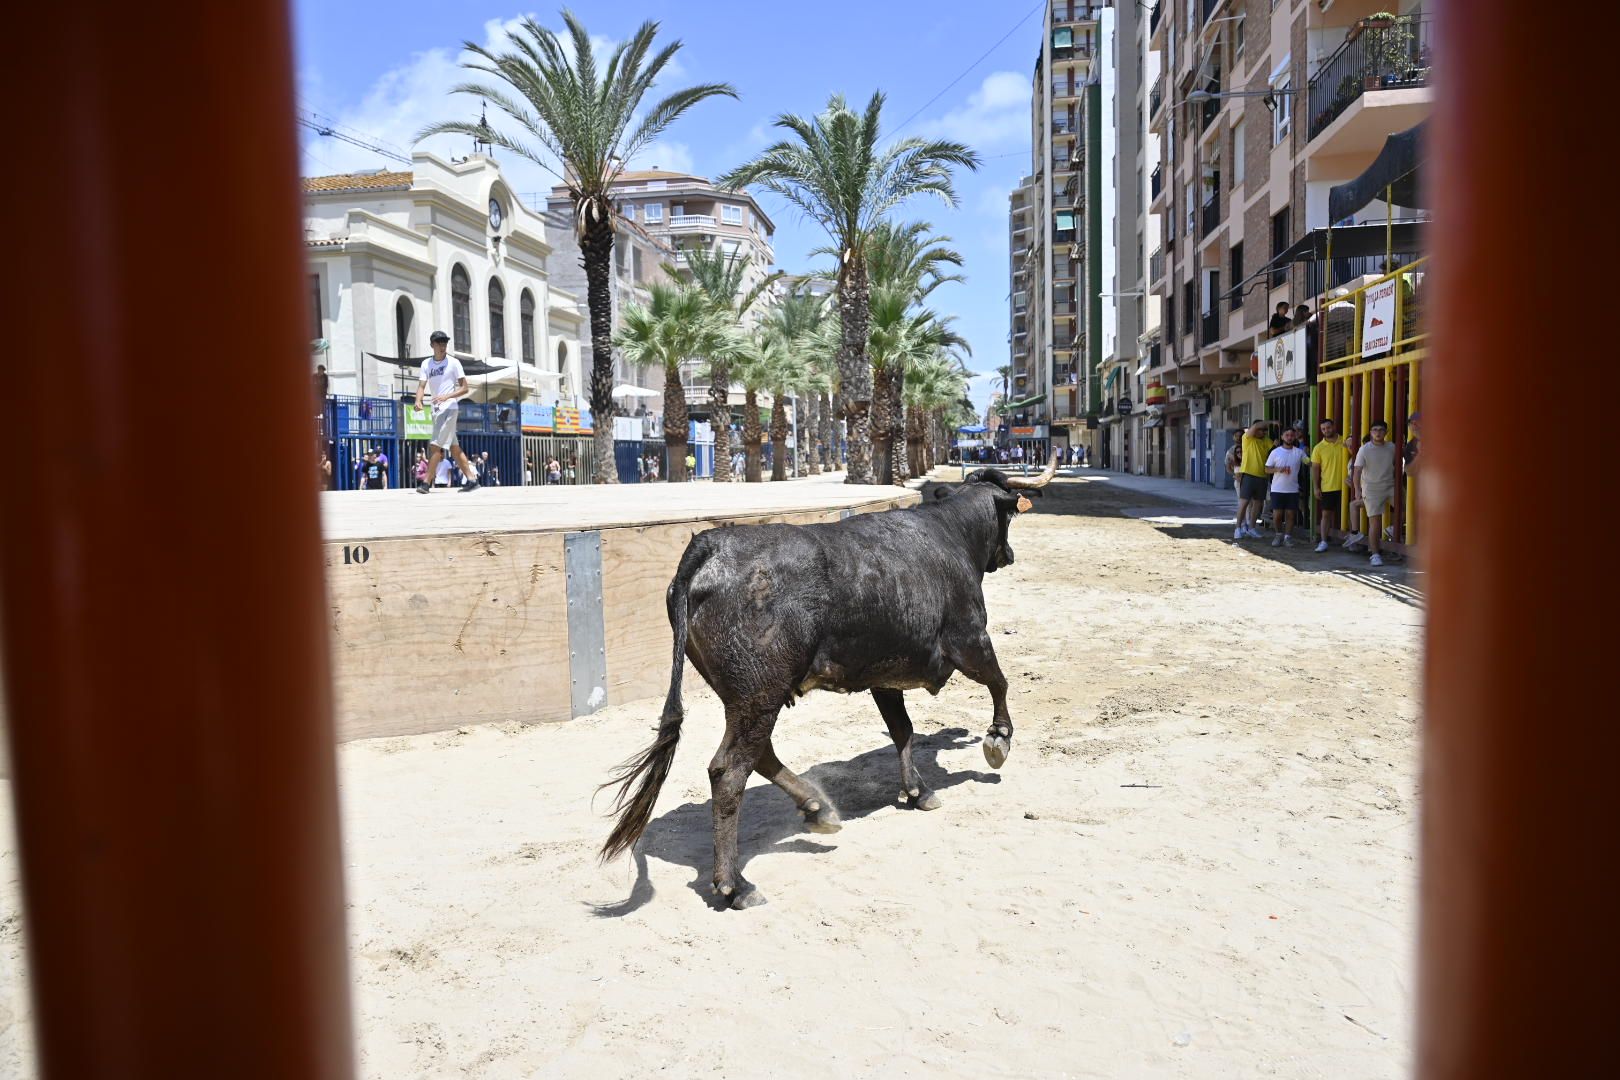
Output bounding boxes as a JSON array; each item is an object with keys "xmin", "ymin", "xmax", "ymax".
[{"xmin": 292, "ymin": 1, "xmax": 1045, "ymax": 411}]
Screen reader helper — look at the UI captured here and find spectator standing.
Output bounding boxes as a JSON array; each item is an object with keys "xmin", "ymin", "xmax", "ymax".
[
  {"xmin": 547, "ymin": 456, "xmax": 562, "ymax": 484},
  {"xmin": 1233, "ymin": 420, "xmax": 1272, "ymax": 540},
  {"xmin": 1353, "ymin": 421, "xmax": 1399, "ymax": 567},
  {"xmin": 1264, "ymin": 427, "xmax": 1308, "ymax": 547},
  {"xmin": 360, "ymin": 448, "xmax": 388, "ymax": 491},
  {"xmin": 1269, "ymin": 302, "xmax": 1292, "ymax": 338},
  {"xmin": 684, "ymin": 451, "xmax": 696, "ymax": 480},
  {"xmin": 1404, "ymin": 412, "xmax": 1422, "ymax": 477},
  {"xmin": 476, "ymin": 450, "xmax": 493, "ymax": 486},
  {"xmin": 1310, "ymin": 418, "xmax": 1350, "ymax": 552}
]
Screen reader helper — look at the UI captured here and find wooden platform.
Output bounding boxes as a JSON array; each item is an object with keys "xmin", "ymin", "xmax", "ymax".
[{"xmin": 319, "ymin": 477, "xmax": 919, "ymax": 742}]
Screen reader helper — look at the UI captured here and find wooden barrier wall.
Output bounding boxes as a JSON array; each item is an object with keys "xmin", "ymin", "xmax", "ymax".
[{"xmin": 323, "ymin": 495, "xmax": 915, "ymax": 742}]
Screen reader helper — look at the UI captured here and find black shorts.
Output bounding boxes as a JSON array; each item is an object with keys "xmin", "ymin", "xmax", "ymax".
[
  {"xmin": 1239, "ymin": 474, "xmax": 1268, "ymax": 501},
  {"xmin": 1271, "ymin": 491, "xmax": 1300, "ymax": 512},
  {"xmin": 1318, "ymin": 490, "xmax": 1342, "ymax": 513}
]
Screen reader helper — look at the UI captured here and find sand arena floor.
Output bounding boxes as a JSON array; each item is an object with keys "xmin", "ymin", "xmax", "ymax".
[{"xmin": 1, "ymin": 472, "xmax": 1422, "ymax": 1079}]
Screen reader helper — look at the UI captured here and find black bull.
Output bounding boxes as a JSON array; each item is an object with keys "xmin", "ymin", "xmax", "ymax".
[{"xmin": 599, "ymin": 458, "xmax": 1058, "ymax": 909}]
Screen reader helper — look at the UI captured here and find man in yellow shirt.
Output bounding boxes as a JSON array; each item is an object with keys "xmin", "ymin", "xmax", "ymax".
[
  {"xmin": 1234, "ymin": 419, "xmax": 1273, "ymax": 540},
  {"xmin": 1310, "ymin": 417, "xmax": 1350, "ymax": 552}
]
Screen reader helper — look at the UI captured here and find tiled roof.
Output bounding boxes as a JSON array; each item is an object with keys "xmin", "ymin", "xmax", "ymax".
[
  {"xmin": 612, "ymin": 169, "xmax": 700, "ymax": 182},
  {"xmin": 302, "ymin": 170, "xmax": 414, "ymax": 194}
]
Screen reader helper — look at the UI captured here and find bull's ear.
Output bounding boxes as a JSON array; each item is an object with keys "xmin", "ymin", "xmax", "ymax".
[{"xmin": 932, "ymin": 486, "xmax": 954, "ymax": 501}]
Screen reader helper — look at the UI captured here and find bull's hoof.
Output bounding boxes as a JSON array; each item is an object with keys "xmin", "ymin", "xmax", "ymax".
[
  {"xmin": 729, "ymin": 884, "xmax": 767, "ymax": 910},
  {"xmin": 903, "ymin": 787, "xmax": 943, "ymax": 811},
  {"xmin": 802, "ymin": 799, "xmax": 843, "ymax": 834},
  {"xmin": 983, "ymin": 733, "xmax": 1012, "ymax": 769}
]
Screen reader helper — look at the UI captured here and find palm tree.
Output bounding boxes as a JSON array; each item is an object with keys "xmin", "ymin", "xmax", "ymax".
[
  {"xmin": 863, "ymin": 220, "xmax": 965, "ymax": 301},
  {"xmin": 864, "ymin": 284, "xmax": 912, "ymax": 485},
  {"xmin": 614, "ymin": 282, "xmax": 736, "ymax": 482},
  {"xmin": 729, "ymin": 331, "xmax": 782, "ymax": 483},
  {"xmin": 678, "ymin": 245, "xmax": 781, "ymax": 482},
  {"xmin": 419, "ymin": 13, "xmax": 736, "ymax": 484},
  {"xmin": 761, "ymin": 289, "xmax": 829, "ymax": 481},
  {"xmin": 719, "ymin": 93, "xmax": 980, "ymax": 485}
]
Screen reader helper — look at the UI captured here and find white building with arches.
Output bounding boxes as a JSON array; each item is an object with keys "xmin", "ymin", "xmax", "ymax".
[{"xmin": 303, "ymin": 152, "xmax": 584, "ymax": 406}]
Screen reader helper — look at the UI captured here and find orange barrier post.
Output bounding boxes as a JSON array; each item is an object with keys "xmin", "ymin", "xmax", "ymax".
[
  {"xmin": 1, "ymin": 4, "xmax": 354, "ymax": 1076},
  {"xmin": 1421, "ymin": 3, "xmax": 1606, "ymax": 1077}
]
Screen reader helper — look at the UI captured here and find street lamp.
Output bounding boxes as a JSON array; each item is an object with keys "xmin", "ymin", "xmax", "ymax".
[{"xmin": 1184, "ymin": 86, "xmax": 1300, "ymax": 112}]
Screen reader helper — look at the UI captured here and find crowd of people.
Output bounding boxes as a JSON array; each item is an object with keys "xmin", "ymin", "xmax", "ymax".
[{"xmin": 1228, "ymin": 412, "xmax": 1420, "ymax": 567}]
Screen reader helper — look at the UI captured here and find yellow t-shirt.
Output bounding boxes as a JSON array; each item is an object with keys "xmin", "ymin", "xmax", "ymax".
[
  {"xmin": 1311, "ymin": 437, "xmax": 1349, "ymax": 491},
  {"xmin": 1240, "ymin": 434, "xmax": 1274, "ymax": 478}
]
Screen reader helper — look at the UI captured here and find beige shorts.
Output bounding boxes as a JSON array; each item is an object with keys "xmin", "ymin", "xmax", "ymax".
[
  {"xmin": 430, "ymin": 407, "xmax": 459, "ymax": 449},
  {"xmin": 1362, "ymin": 487, "xmax": 1393, "ymax": 517}
]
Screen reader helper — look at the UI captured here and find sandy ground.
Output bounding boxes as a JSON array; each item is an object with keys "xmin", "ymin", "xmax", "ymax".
[{"xmin": 0, "ymin": 471, "xmax": 1422, "ymax": 1078}]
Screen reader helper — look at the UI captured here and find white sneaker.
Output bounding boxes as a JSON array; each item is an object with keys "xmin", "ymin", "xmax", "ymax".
[
  {"xmin": 1369, "ymin": 553, "xmax": 1384, "ymax": 567},
  {"xmin": 1246, "ymin": 526, "xmax": 1264, "ymax": 539},
  {"xmin": 1234, "ymin": 527, "xmax": 1245, "ymax": 540},
  {"xmin": 1284, "ymin": 535, "xmax": 1295, "ymax": 547},
  {"xmin": 1343, "ymin": 531, "xmax": 1364, "ymax": 549},
  {"xmin": 1271, "ymin": 535, "xmax": 1283, "ymax": 547},
  {"xmin": 1314, "ymin": 540, "xmax": 1329, "ymax": 553}
]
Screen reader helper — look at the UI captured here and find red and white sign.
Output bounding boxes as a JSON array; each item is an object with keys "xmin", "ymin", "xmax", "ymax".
[{"xmin": 1361, "ymin": 278, "xmax": 1398, "ymax": 358}]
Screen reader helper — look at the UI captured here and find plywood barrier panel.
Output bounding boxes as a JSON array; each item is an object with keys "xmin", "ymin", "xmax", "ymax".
[
  {"xmin": 325, "ymin": 531, "xmax": 570, "ymax": 740},
  {"xmin": 598, "ymin": 509, "xmax": 848, "ymax": 709}
]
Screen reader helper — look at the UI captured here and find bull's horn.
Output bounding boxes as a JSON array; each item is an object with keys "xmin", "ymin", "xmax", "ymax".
[{"xmin": 1005, "ymin": 452, "xmax": 1061, "ymax": 490}]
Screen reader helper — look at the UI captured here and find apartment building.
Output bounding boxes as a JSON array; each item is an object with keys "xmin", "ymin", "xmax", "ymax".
[
  {"xmin": 1145, "ymin": 0, "xmax": 1433, "ymax": 484},
  {"xmin": 1009, "ymin": 3, "xmax": 1149, "ymax": 463}
]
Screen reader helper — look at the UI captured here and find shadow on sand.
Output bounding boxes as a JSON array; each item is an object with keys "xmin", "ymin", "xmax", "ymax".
[{"xmin": 590, "ymin": 726, "xmax": 998, "ymax": 916}]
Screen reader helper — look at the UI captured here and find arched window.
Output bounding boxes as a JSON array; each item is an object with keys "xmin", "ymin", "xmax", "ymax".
[
  {"xmin": 394, "ymin": 296, "xmax": 414, "ymax": 358},
  {"xmin": 488, "ymin": 278, "xmax": 506, "ymax": 358},
  {"xmin": 520, "ymin": 290, "xmax": 536, "ymax": 365},
  {"xmin": 556, "ymin": 340, "xmax": 569, "ymax": 396},
  {"xmin": 451, "ymin": 265, "xmax": 472, "ymax": 352}
]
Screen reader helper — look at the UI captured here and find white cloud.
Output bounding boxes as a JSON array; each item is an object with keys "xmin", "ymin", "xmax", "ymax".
[
  {"xmin": 628, "ymin": 140, "xmax": 695, "ymax": 175},
  {"xmin": 914, "ymin": 71, "xmax": 1032, "ymax": 153},
  {"xmin": 299, "ymin": 14, "xmax": 701, "ymax": 196}
]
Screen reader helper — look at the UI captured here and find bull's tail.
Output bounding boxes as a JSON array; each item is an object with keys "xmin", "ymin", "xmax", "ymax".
[{"xmin": 597, "ymin": 539, "xmax": 706, "ymax": 861}]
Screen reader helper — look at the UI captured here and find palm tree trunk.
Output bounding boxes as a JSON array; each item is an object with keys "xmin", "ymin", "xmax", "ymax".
[
  {"xmin": 906, "ymin": 401, "xmax": 924, "ymax": 477},
  {"xmin": 581, "ymin": 211, "xmax": 619, "ymax": 484},
  {"xmin": 890, "ymin": 367, "xmax": 909, "ymax": 485},
  {"xmin": 663, "ymin": 361, "xmax": 689, "ymax": 482},
  {"xmin": 820, "ymin": 390, "xmax": 835, "ymax": 473},
  {"xmin": 709, "ymin": 362, "xmax": 732, "ymax": 483},
  {"xmin": 804, "ymin": 393, "xmax": 820, "ymax": 475},
  {"xmin": 743, "ymin": 388, "xmax": 763, "ymax": 483},
  {"xmin": 770, "ymin": 394, "xmax": 788, "ymax": 481},
  {"xmin": 870, "ymin": 365, "xmax": 892, "ymax": 485},
  {"xmin": 837, "ymin": 258, "xmax": 873, "ymax": 484}
]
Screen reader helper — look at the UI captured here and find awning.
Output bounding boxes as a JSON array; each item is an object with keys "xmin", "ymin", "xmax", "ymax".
[
  {"xmin": 1223, "ymin": 220, "xmax": 1429, "ymax": 304},
  {"xmin": 1104, "ymin": 367, "xmax": 1121, "ymax": 391},
  {"xmin": 612, "ymin": 384, "xmax": 660, "ymax": 399},
  {"xmin": 1330, "ymin": 121, "xmax": 1426, "ymax": 223},
  {"xmin": 1134, "ymin": 360, "xmax": 1150, "ymax": 376},
  {"xmin": 367, "ymin": 352, "xmax": 508, "ymax": 376}
]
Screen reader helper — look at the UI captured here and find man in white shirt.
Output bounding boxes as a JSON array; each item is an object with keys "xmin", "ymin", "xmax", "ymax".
[
  {"xmin": 1264, "ymin": 425, "xmax": 1309, "ymax": 547},
  {"xmin": 414, "ymin": 330, "xmax": 480, "ymax": 494}
]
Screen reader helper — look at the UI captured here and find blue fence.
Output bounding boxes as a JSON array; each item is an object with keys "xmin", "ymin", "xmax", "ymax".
[{"xmin": 323, "ymin": 395, "xmax": 524, "ymax": 490}]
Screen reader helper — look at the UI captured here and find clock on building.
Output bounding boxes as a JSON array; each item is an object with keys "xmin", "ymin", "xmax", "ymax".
[{"xmin": 488, "ymin": 198, "xmax": 504, "ymax": 231}]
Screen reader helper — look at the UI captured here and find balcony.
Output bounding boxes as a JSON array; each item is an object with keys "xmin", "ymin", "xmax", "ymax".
[
  {"xmin": 1201, "ymin": 309, "xmax": 1220, "ymax": 348},
  {"xmin": 1200, "ymin": 198, "xmax": 1219, "ymax": 239},
  {"xmin": 1149, "ymin": 80, "xmax": 1163, "ymax": 118},
  {"xmin": 1150, "ymin": 164, "xmax": 1162, "ymax": 201},
  {"xmin": 1052, "ymin": 81, "xmax": 1079, "ymax": 101},
  {"xmin": 1149, "ymin": 247, "xmax": 1165, "ymax": 285},
  {"xmin": 1307, "ymin": 15, "xmax": 1434, "ymax": 147},
  {"xmin": 1051, "ymin": 43, "xmax": 1094, "ymax": 64},
  {"xmin": 666, "ymin": 214, "xmax": 717, "ymax": 232},
  {"xmin": 1053, "ymin": 2, "xmax": 1103, "ymax": 25}
]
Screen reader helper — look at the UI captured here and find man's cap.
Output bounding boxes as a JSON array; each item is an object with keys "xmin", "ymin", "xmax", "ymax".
[{"xmin": 430, "ymin": 330, "xmax": 450, "ymax": 343}]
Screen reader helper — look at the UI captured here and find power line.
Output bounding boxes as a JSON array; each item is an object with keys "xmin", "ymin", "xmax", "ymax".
[{"xmin": 888, "ymin": 0, "xmax": 1046, "ymax": 138}]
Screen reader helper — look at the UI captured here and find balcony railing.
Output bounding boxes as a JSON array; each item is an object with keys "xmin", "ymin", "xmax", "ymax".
[
  {"xmin": 1201, "ymin": 309, "xmax": 1220, "ymax": 347},
  {"xmin": 1051, "ymin": 43, "xmax": 1095, "ymax": 63},
  {"xmin": 1150, "ymin": 164, "xmax": 1163, "ymax": 200},
  {"xmin": 1052, "ymin": 81, "xmax": 1079, "ymax": 99},
  {"xmin": 1149, "ymin": 247, "xmax": 1165, "ymax": 284},
  {"xmin": 666, "ymin": 215, "xmax": 717, "ymax": 231},
  {"xmin": 1054, "ymin": 2, "xmax": 1103, "ymax": 24},
  {"xmin": 1307, "ymin": 15, "xmax": 1434, "ymax": 141},
  {"xmin": 1149, "ymin": 80, "xmax": 1163, "ymax": 118},
  {"xmin": 1200, "ymin": 198, "xmax": 1219, "ymax": 238}
]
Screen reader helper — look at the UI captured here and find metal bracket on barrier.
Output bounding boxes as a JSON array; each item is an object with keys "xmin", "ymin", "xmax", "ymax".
[
  {"xmin": 564, "ymin": 530, "xmax": 607, "ymax": 718},
  {"xmin": 840, "ymin": 508, "xmax": 852, "ymax": 520}
]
